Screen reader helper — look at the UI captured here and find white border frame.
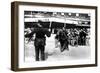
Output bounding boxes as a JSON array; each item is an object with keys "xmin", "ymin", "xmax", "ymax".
[{"xmin": 18, "ymin": 5, "xmax": 96, "ymax": 68}]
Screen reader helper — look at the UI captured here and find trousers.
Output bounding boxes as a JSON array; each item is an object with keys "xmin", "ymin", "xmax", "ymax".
[
  {"xmin": 35, "ymin": 45, "xmax": 45, "ymax": 61},
  {"xmin": 59, "ymin": 39, "xmax": 69, "ymax": 52}
]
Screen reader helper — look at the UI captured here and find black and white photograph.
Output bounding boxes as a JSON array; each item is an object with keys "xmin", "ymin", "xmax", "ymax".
[
  {"xmin": 11, "ymin": 2, "xmax": 97, "ymax": 71},
  {"xmin": 24, "ymin": 11, "xmax": 91, "ymax": 62}
]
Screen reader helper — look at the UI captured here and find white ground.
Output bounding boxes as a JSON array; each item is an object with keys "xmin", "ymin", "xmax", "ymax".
[{"xmin": 25, "ymin": 34, "xmax": 91, "ymax": 62}]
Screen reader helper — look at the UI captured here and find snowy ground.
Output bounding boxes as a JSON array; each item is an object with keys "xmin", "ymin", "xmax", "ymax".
[{"xmin": 24, "ymin": 34, "xmax": 91, "ymax": 62}]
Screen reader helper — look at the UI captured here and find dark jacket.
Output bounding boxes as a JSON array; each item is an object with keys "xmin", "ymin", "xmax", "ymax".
[
  {"xmin": 32, "ymin": 28, "xmax": 51, "ymax": 46},
  {"xmin": 33, "ymin": 28, "xmax": 51, "ymax": 38}
]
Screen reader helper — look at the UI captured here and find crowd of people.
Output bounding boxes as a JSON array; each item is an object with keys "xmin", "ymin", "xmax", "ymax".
[{"xmin": 54, "ymin": 27, "xmax": 90, "ymax": 52}]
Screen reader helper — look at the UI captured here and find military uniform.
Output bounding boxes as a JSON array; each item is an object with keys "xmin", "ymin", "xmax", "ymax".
[
  {"xmin": 32, "ymin": 27, "xmax": 51, "ymax": 61},
  {"xmin": 56, "ymin": 28, "xmax": 69, "ymax": 52}
]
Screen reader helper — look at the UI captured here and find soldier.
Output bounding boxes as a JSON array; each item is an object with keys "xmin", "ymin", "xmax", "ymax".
[
  {"xmin": 31, "ymin": 21, "xmax": 51, "ymax": 61},
  {"xmin": 57, "ymin": 27, "xmax": 69, "ymax": 52},
  {"xmin": 79, "ymin": 28, "xmax": 87, "ymax": 45}
]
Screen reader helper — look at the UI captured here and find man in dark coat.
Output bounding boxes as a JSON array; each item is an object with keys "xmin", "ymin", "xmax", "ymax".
[
  {"xmin": 56, "ymin": 27, "xmax": 69, "ymax": 52},
  {"xmin": 31, "ymin": 21, "xmax": 51, "ymax": 61},
  {"xmin": 79, "ymin": 29, "xmax": 87, "ymax": 45}
]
